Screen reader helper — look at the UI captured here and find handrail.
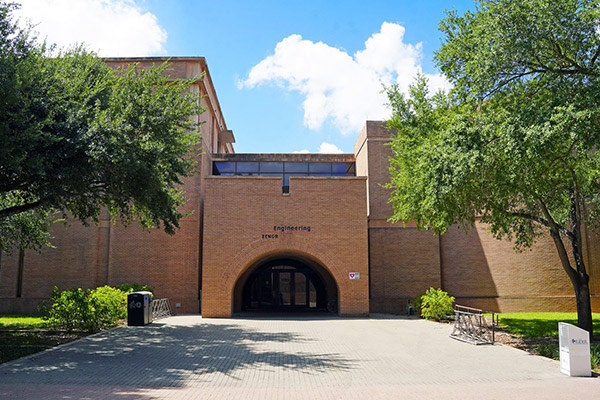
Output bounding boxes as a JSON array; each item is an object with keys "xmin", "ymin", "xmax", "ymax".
[{"xmin": 454, "ymin": 304, "xmax": 486, "ymax": 314}]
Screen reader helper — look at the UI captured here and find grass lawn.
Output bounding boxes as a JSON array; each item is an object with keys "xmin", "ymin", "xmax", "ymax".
[
  {"xmin": 0, "ymin": 315, "xmax": 50, "ymax": 330},
  {"xmin": 496, "ymin": 312, "xmax": 600, "ymax": 338},
  {"xmin": 494, "ymin": 312, "xmax": 600, "ymax": 371},
  {"xmin": 0, "ymin": 315, "xmax": 87, "ymax": 364}
]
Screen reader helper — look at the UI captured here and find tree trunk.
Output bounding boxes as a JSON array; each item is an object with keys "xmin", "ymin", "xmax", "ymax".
[
  {"xmin": 573, "ymin": 273, "xmax": 594, "ymax": 335},
  {"xmin": 538, "ymin": 199, "xmax": 594, "ymax": 336},
  {"xmin": 16, "ymin": 247, "xmax": 24, "ymax": 298},
  {"xmin": 567, "ymin": 188, "xmax": 594, "ymax": 336},
  {"xmin": 542, "ymin": 228, "xmax": 594, "ymax": 336}
]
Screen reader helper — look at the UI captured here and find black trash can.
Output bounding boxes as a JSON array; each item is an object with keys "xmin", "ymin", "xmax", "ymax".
[{"xmin": 127, "ymin": 291, "xmax": 153, "ymax": 326}]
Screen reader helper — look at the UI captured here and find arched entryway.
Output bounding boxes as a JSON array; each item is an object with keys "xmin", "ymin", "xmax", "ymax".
[{"xmin": 233, "ymin": 256, "xmax": 338, "ymax": 314}]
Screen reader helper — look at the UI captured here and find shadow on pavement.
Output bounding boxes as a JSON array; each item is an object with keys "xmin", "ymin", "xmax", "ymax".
[{"xmin": 0, "ymin": 318, "xmax": 354, "ymax": 395}]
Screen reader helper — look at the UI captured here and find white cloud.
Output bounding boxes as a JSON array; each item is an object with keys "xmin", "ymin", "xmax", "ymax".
[
  {"xmin": 318, "ymin": 142, "xmax": 343, "ymax": 154},
  {"xmin": 240, "ymin": 22, "xmax": 450, "ymax": 135},
  {"xmin": 293, "ymin": 142, "xmax": 344, "ymax": 154},
  {"xmin": 14, "ymin": 0, "xmax": 167, "ymax": 56}
]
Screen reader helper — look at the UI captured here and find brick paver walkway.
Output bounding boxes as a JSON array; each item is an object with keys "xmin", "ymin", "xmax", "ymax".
[{"xmin": 0, "ymin": 315, "xmax": 598, "ymax": 399}]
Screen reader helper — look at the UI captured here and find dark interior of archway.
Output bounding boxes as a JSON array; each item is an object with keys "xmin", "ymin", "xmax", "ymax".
[{"xmin": 241, "ymin": 259, "xmax": 337, "ymax": 313}]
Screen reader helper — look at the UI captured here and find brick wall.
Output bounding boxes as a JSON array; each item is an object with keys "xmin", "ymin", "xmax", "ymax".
[
  {"xmin": 440, "ymin": 225, "xmax": 583, "ymax": 312},
  {"xmin": 201, "ymin": 176, "xmax": 369, "ymax": 317},
  {"xmin": 0, "ymin": 220, "xmax": 105, "ymax": 313},
  {"xmin": 359, "ymin": 121, "xmax": 600, "ymax": 314},
  {"xmin": 4, "ymin": 59, "xmax": 599, "ymax": 317},
  {"xmin": 369, "ymin": 227, "xmax": 440, "ymax": 313},
  {"xmin": 0, "ymin": 58, "xmax": 224, "ymax": 314}
]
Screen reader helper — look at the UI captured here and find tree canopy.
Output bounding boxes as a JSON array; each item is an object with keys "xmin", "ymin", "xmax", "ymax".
[
  {"xmin": 0, "ymin": 2, "xmax": 203, "ymax": 253},
  {"xmin": 387, "ymin": 0, "xmax": 600, "ymax": 333},
  {"xmin": 436, "ymin": 0, "xmax": 600, "ymax": 99}
]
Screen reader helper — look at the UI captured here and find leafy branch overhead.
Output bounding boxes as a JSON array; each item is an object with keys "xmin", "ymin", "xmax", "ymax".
[
  {"xmin": 0, "ymin": 2, "xmax": 203, "ymax": 253},
  {"xmin": 436, "ymin": 0, "xmax": 600, "ymax": 99},
  {"xmin": 387, "ymin": 77, "xmax": 600, "ymax": 250},
  {"xmin": 387, "ymin": 0, "xmax": 600, "ymax": 334}
]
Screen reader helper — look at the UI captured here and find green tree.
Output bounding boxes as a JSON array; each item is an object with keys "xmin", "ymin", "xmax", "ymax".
[
  {"xmin": 387, "ymin": 0, "xmax": 600, "ymax": 335},
  {"xmin": 0, "ymin": 2, "xmax": 203, "ymax": 253}
]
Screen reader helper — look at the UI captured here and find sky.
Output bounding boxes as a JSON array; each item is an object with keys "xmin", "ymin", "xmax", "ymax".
[{"xmin": 13, "ymin": 0, "xmax": 475, "ymax": 154}]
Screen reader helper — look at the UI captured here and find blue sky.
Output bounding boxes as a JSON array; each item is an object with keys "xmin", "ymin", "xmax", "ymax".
[{"xmin": 15, "ymin": 0, "xmax": 475, "ymax": 153}]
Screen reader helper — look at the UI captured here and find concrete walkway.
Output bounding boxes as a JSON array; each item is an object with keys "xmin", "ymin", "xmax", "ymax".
[{"xmin": 0, "ymin": 315, "xmax": 597, "ymax": 399}]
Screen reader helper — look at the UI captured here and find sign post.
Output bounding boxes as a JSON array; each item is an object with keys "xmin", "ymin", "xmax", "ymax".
[{"xmin": 558, "ymin": 322, "xmax": 591, "ymax": 377}]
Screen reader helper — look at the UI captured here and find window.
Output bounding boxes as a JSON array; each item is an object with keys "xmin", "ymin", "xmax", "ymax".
[
  {"xmin": 213, "ymin": 161, "xmax": 235, "ymax": 174},
  {"xmin": 346, "ymin": 163, "xmax": 356, "ymax": 175},
  {"xmin": 260, "ymin": 162, "xmax": 284, "ymax": 173},
  {"xmin": 331, "ymin": 162, "xmax": 347, "ymax": 174},
  {"xmin": 308, "ymin": 162, "xmax": 331, "ymax": 174},
  {"xmin": 284, "ymin": 162, "xmax": 309, "ymax": 173},
  {"xmin": 212, "ymin": 160, "xmax": 356, "ymax": 192},
  {"xmin": 236, "ymin": 162, "xmax": 259, "ymax": 175}
]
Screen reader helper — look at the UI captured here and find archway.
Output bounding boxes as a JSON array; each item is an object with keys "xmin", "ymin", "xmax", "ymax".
[{"xmin": 233, "ymin": 255, "xmax": 338, "ymax": 314}]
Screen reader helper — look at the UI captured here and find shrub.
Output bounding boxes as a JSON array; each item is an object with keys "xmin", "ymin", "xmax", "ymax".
[
  {"xmin": 117, "ymin": 283, "xmax": 155, "ymax": 294},
  {"xmin": 592, "ymin": 343, "xmax": 600, "ymax": 371},
  {"xmin": 412, "ymin": 294, "xmax": 425, "ymax": 314},
  {"xmin": 90, "ymin": 286, "xmax": 129, "ymax": 323},
  {"xmin": 534, "ymin": 343, "xmax": 559, "ymax": 360},
  {"xmin": 418, "ymin": 288, "xmax": 455, "ymax": 321},
  {"xmin": 41, "ymin": 286, "xmax": 128, "ymax": 332},
  {"xmin": 41, "ymin": 287, "xmax": 93, "ymax": 332}
]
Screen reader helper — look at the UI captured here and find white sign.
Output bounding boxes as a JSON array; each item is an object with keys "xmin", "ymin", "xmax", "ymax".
[
  {"xmin": 559, "ymin": 322, "xmax": 591, "ymax": 377},
  {"xmin": 349, "ymin": 272, "xmax": 360, "ymax": 280}
]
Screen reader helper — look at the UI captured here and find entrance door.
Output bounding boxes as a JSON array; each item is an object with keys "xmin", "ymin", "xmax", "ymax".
[
  {"xmin": 242, "ymin": 260, "xmax": 324, "ymax": 312},
  {"xmin": 277, "ymin": 271, "xmax": 292, "ymax": 307}
]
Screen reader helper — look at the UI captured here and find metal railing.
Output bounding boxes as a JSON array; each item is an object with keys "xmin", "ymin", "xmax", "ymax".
[
  {"xmin": 152, "ymin": 298, "xmax": 176, "ymax": 320},
  {"xmin": 450, "ymin": 305, "xmax": 498, "ymax": 345}
]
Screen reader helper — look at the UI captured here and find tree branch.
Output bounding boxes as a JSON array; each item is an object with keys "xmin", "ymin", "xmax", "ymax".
[
  {"xmin": 0, "ymin": 200, "xmax": 43, "ymax": 219},
  {"xmin": 505, "ymin": 210, "xmax": 574, "ymax": 240},
  {"xmin": 505, "ymin": 211, "xmax": 550, "ymax": 226},
  {"xmin": 545, "ymin": 34, "xmax": 596, "ymax": 76},
  {"xmin": 538, "ymin": 199, "xmax": 578, "ymax": 283},
  {"xmin": 486, "ymin": 69, "xmax": 544, "ymax": 97},
  {"xmin": 490, "ymin": 58, "xmax": 599, "ymax": 98}
]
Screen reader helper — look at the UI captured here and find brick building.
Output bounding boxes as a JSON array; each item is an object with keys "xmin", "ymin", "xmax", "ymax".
[{"xmin": 1, "ymin": 57, "xmax": 599, "ymax": 316}]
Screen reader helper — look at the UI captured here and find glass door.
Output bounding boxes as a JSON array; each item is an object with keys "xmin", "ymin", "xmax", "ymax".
[
  {"xmin": 242, "ymin": 260, "xmax": 328, "ymax": 312},
  {"xmin": 294, "ymin": 272, "xmax": 307, "ymax": 306},
  {"xmin": 277, "ymin": 272, "xmax": 292, "ymax": 307}
]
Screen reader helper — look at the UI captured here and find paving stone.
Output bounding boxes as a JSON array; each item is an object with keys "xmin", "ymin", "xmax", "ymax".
[{"xmin": 0, "ymin": 315, "xmax": 598, "ymax": 399}]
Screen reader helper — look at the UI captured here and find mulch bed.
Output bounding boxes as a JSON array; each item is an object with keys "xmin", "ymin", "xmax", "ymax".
[{"xmin": 493, "ymin": 329, "xmax": 557, "ymax": 352}]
